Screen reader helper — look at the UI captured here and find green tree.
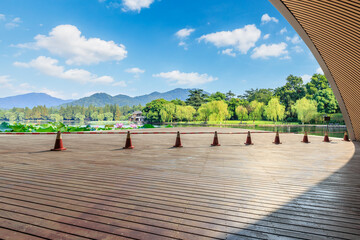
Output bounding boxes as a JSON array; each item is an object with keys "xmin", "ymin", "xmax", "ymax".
[
  {"xmin": 50, "ymin": 114, "xmax": 63, "ymax": 122},
  {"xmin": 114, "ymin": 105, "xmax": 122, "ymax": 120},
  {"xmin": 208, "ymin": 91, "xmax": 226, "ymax": 102},
  {"xmin": 306, "ymin": 74, "xmax": 329, "ymax": 96},
  {"xmin": 313, "ymin": 88, "xmax": 339, "ymax": 113},
  {"xmin": 159, "ymin": 103, "xmax": 176, "ymax": 122},
  {"xmin": 293, "ymin": 97, "xmax": 318, "ymax": 123},
  {"xmin": 104, "ymin": 112, "xmax": 113, "ymax": 121},
  {"xmin": 97, "ymin": 113, "xmax": 105, "ymax": 121},
  {"xmin": 75, "ymin": 113, "xmax": 85, "ymax": 121},
  {"xmin": 240, "ymin": 88, "xmax": 274, "ymax": 104},
  {"xmin": 274, "ymin": 75, "xmax": 306, "ymax": 118},
  {"xmin": 143, "ymin": 99, "xmax": 168, "ymax": 122},
  {"xmin": 247, "ymin": 100, "xmax": 264, "ymax": 122},
  {"xmin": 263, "ymin": 97, "xmax": 285, "ymax": 122},
  {"xmin": 185, "ymin": 89, "xmax": 208, "ymax": 110},
  {"xmin": 235, "ymin": 105, "xmax": 248, "ymax": 123},
  {"xmin": 226, "ymin": 90, "xmax": 236, "ymax": 101},
  {"xmin": 198, "ymin": 101, "xmax": 229, "ymax": 122}
]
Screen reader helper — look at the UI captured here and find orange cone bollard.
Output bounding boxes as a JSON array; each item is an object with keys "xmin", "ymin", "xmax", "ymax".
[
  {"xmin": 173, "ymin": 131, "xmax": 183, "ymax": 148},
  {"xmin": 244, "ymin": 131, "xmax": 254, "ymax": 145},
  {"xmin": 123, "ymin": 131, "xmax": 134, "ymax": 149},
  {"xmin": 323, "ymin": 131, "xmax": 331, "ymax": 142},
  {"xmin": 302, "ymin": 131, "xmax": 310, "ymax": 143},
  {"xmin": 343, "ymin": 131, "xmax": 350, "ymax": 142},
  {"xmin": 211, "ymin": 131, "xmax": 221, "ymax": 146},
  {"xmin": 51, "ymin": 131, "xmax": 67, "ymax": 151},
  {"xmin": 273, "ymin": 131, "xmax": 282, "ymax": 144}
]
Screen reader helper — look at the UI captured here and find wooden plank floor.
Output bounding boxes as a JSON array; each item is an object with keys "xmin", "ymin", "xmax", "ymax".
[{"xmin": 0, "ymin": 127, "xmax": 359, "ymax": 239}]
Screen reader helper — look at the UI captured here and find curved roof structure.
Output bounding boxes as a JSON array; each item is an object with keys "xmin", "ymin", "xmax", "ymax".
[{"xmin": 269, "ymin": 0, "xmax": 360, "ymax": 141}]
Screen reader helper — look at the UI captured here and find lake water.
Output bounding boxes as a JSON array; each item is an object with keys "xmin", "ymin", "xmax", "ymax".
[
  {"xmin": 5, "ymin": 120, "xmax": 347, "ymax": 138},
  {"xmin": 164, "ymin": 124, "xmax": 347, "ymax": 139}
]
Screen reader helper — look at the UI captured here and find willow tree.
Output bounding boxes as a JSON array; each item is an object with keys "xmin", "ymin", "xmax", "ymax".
[
  {"xmin": 293, "ymin": 97, "xmax": 318, "ymax": 123},
  {"xmin": 235, "ymin": 105, "xmax": 248, "ymax": 123},
  {"xmin": 263, "ymin": 97, "xmax": 285, "ymax": 122},
  {"xmin": 198, "ymin": 101, "xmax": 229, "ymax": 123}
]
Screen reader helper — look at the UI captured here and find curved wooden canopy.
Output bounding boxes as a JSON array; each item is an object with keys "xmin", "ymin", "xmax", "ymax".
[{"xmin": 269, "ymin": 0, "xmax": 360, "ymax": 141}]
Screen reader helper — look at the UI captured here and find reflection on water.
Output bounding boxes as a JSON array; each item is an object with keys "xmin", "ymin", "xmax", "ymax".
[{"xmin": 168, "ymin": 124, "xmax": 347, "ymax": 138}]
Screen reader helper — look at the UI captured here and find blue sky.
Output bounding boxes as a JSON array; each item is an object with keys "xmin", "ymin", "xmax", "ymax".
[{"xmin": 0, "ymin": 0, "xmax": 323, "ymax": 100}]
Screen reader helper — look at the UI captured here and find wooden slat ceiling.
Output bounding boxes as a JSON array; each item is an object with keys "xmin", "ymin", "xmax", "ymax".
[{"xmin": 281, "ymin": 0, "xmax": 360, "ymax": 140}]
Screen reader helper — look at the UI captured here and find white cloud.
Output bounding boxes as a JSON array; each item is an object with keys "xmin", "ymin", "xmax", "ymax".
[
  {"xmin": 112, "ymin": 81, "xmax": 127, "ymax": 87},
  {"xmin": 153, "ymin": 70, "xmax": 217, "ymax": 86},
  {"xmin": 261, "ymin": 14, "xmax": 278, "ymax": 24},
  {"xmin": 17, "ymin": 25, "xmax": 127, "ymax": 65},
  {"xmin": 5, "ymin": 17, "xmax": 21, "ymax": 29},
  {"xmin": 0, "ymin": 75, "xmax": 68, "ymax": 99},
  {"xmin": 292, "ymin": 45, "xmax": 303, "ymax": 53},
  {"xmin": 14, "ymin": 56, "xmax": 114, "ymax": 84},
  {"xmin": 175, "ymin": 28, "xmax": 195, "ymax": 39},
  {"xmin": 263, "ymin": 34, "xmax": 270, "ymax": 40},
  {"xmin": 0, "ymin": 14, "xmax": 5, "ymax": 21},
  {"xmin": 251, "ymin": 42, "xmax": 289, "ymax": 59},
  {"xmin": 175, "ymin": 28, "xmax": 195, "ymax": 49},
  {"xmin": 317, "ymin": 67, "xmax": 324, "ymax": 74},
  {"xmin": 198, "ymin": 24, "xmax": 261, "ymax": 54},
  {"xmin": 301, "ymin": 74, "xmax": 312, "ymax": 83},
  {"xmin": 221, "ymin": 48, "xmax": 236, "ymax": 57},
  {"xmin": 286, "ymin": 35, "xmax": 301, "ymax": 44},
  {"xmin": 122, "ymin": 0, "xmax": 155, "ymax": 12},
  {"xmin": 280, "ymin": 27, "xmax": 287, "ymax": 34},
  {"xmin": 125, "ymin": 67, "xmax": 145, "ymax": 77}
]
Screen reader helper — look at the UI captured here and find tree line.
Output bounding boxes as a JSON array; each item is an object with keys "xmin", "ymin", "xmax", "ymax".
[
  {"xmin": 0, "ymin": 104, "xmax": 142, "ymax": 122},
  {"xmin": 143, "ymin": 73, "xmax": 343, "ymax": 124},
  {"xmin": 0, "ymin": 73, "xmax": 343, "ymax": 124}
]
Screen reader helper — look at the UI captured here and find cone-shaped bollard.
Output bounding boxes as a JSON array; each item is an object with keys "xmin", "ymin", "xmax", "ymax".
[
  {"xmin": 343, "ymin": 131, "xmax": 350, "ymax": 142},
  {"xmin": 51, "ymin": 131, "xmax": 67, "ymax": 151},
  {"xmin": 301, "ymin": 131, "xmax": 310, "ymax": 143},
  {"xmin": 173, "ymin": 131, "xmax": 183, "ymax": 148},
  {"xmin": 123, "ymin": 131, "xmax": 134, "ymax": 149},
  {"xmin": 323, "ymin": 131, "xmax": 331, "ymax": 142},
  {"xmin": 211, "ymin": 131, "xmax": 221, "ymax": 146},
  {"xmin": 244, "ymin": 131, "xmax": 254, "ymax": 145},
  {"xmin": 273, "ymin": 131, "xmax": 282, "ymax": 144}
]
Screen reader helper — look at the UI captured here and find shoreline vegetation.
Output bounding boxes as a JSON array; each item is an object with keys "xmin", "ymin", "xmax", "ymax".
[{"xmin": 0, "ymin": 74, "xmax": 345, "ymax": 128}]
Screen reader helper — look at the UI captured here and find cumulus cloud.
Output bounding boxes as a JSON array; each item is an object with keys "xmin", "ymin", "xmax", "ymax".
[
  {"xmin": 280, "ymin": 27, "xmax": 287, "ymax": 34},
  {"xmin": 251, "ymin": 42, "xmax": 289, "ymax": 59},
  {"xmin": 317, "ymin": 67, "xmax": 324, "ymax": 74},
  {"xmin": 153, "ymin": 70, "xmax": 217, "ymax": 86},
  {"xmin": 175, "ymin": 28, "xmax": 195, "ymax": 49},
  {"xmin": 175, "ymin": 28, "xmax": 195, "ymax": 39},
  {"xmin": 121, "ymin": 0, "xmax": 155, "ymax": 12},
  {"xmin": 125, "ymin": 67, "xmax": 145, "ymax": 77},
  {"xmin": 221, "ymin": 48, "xmax": 236, "ymax": 57},
  {"xmin": 14, "ymin": 56, "xmax": 115, "ymax": 84},
  {"xmin": 286, "ymin": 35, "xmax": 301, "ymax": 44},
  {"xmin": 261, "ymin": 14, "xmax": 278, "ymax": 24},
  {"xmin": 5, "ymin": 17, "xmax": 21, "ymax": 29},
  {"xmin": 292, "ymin": 45, "xmax": 303, "ymax": 53},
  {"xmin": 263, "ymin": 34, "xmax": 270, "ymax": 40},
  {"xmin": 301, "ymin": 74, "xmax": 312, "ymax": 83},
  {"xmin": 198, "ymin": 24, "xmax": 261, "ymax": 54},
  {"xmin": 16, "ymin": 25, "xmax": 127, "ymax": 65}
]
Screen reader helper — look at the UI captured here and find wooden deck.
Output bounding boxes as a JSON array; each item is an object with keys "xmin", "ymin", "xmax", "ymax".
[{"xmin": 0, "ymin": 127, "xmax": 359, "ymax": 239}]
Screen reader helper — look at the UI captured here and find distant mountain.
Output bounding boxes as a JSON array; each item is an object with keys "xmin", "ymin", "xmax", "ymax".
[
  {"xmin": 0, "ymin": 93, "xmax": 72, "ymax": 109},
  {"xmin": 65, "ymin": 88, "xmax": 194, "ymax": 107}
]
